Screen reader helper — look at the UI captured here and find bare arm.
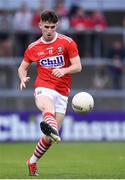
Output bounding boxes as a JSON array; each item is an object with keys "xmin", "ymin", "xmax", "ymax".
[
  {"xmin": 52, "ymin": 55, "xmax": 82, "ymax": 77},
  {"xmin": 18, "ymin": 60, "xmax": 31, "ymax": 90}
]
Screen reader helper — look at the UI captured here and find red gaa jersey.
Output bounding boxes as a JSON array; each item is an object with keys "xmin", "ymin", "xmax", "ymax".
[{"xmin": 23, "ymin": 33, "xmax": 79, "ymax": 96}]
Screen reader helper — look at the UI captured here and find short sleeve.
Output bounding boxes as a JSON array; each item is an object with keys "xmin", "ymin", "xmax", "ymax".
[
  {"xmin": 23, "ymin": 48, "xmax": 32, "ymax": 63},
  {"xmin": 67, "ymin": 40, "xmax": 79, "ymax": 59}
]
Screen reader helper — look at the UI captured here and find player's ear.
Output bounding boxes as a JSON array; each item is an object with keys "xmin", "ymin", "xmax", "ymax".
[
  {"xmin": 39, "ymin": 22, "xmax": 42, "ymax": 29},
  {"xmin": 55, "ymin": 22, "xmax": 58, "ymax": 29}
]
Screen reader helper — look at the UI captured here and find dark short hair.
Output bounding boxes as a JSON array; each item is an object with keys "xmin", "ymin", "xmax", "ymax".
[{"xmin": 40, "ymin": 9, "xmax": 58, "ymax": 23}]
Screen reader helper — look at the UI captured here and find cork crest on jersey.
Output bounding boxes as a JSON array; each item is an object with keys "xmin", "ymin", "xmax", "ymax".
[{"xmin": 39, "ymin": 55, "xmax": 65, "ymax": 68}]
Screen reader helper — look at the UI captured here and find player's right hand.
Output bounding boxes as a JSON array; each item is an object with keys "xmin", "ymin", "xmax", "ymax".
[{"xmin": 20, "ymin": 77, "xmax": 30, "ymax": 90}]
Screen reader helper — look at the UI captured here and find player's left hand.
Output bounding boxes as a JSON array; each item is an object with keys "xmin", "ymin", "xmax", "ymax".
[{"xmin": 52, "ymin": 68, "xmax": 66, "ymax": 78}]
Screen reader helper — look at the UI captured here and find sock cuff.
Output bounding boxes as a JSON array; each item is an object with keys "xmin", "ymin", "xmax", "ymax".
[{"xmin": 43, "ymin": 112, "xmax": 55, "ymax": 118}]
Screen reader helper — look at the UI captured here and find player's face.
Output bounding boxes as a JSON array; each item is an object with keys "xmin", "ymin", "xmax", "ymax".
[{"xmin": 39, "ymin": 21, "xmax": 57, "ymax": 41}]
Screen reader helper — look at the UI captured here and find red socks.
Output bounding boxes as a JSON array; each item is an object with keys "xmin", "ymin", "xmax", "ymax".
[
  {"xmin": 43, "ymin": 112, "xmax": 58, "ymax": 131},
  {"xmin": 34, "ymin": 137, "xmax": 51, "ymax": 159}
]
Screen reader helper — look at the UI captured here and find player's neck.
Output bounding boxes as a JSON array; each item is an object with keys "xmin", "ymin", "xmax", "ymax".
[{"xmin": 41, "ymin": 32, "xmax": 58, "ymax": 44}]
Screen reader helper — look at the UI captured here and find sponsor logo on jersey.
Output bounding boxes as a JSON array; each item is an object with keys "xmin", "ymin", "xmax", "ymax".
[{"xmin": 39, "ymin": 55, "xmax": 65, "ymax": 68}]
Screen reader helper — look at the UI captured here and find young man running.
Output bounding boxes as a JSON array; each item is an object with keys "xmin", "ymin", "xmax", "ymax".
[{"xmin": 18, "ymin": 9, "xmax": 82, "ymax": 176}]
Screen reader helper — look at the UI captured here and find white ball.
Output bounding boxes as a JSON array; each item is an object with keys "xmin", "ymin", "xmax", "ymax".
[{"xmin": 72, "ymin": 92, "xmax": 94, "ymax": 114}]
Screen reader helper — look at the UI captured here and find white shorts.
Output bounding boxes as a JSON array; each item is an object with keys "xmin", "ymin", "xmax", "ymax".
[{"xmin": 34, "ymin": 87, "xmax": 68, "ymax": 114}]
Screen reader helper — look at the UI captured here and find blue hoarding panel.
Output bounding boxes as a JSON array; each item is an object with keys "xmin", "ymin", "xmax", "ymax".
[{"xmin": 0, "ymin": 112, "xmax": 125, "ymax": 142}]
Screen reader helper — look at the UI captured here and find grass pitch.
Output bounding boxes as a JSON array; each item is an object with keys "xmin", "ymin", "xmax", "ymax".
[{"xmin": 0, "ymin": 142, "xmax": 125, "ymax": 179}]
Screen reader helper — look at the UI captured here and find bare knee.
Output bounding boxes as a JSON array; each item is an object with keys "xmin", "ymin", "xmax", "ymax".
[{"xmin": 35, "ymin": 96, "xmax": 55, "ymax": 114}]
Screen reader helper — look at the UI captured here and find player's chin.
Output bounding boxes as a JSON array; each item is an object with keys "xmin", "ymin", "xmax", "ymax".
[{"xmin": 46, "ymin": 35, "xmax": 52, "ymax": 40}]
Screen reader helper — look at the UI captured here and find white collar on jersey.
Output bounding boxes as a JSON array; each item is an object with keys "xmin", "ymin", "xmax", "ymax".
[{"xmin": 40, "ymin": 32, "xmax": 58, "ymax": 44}]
